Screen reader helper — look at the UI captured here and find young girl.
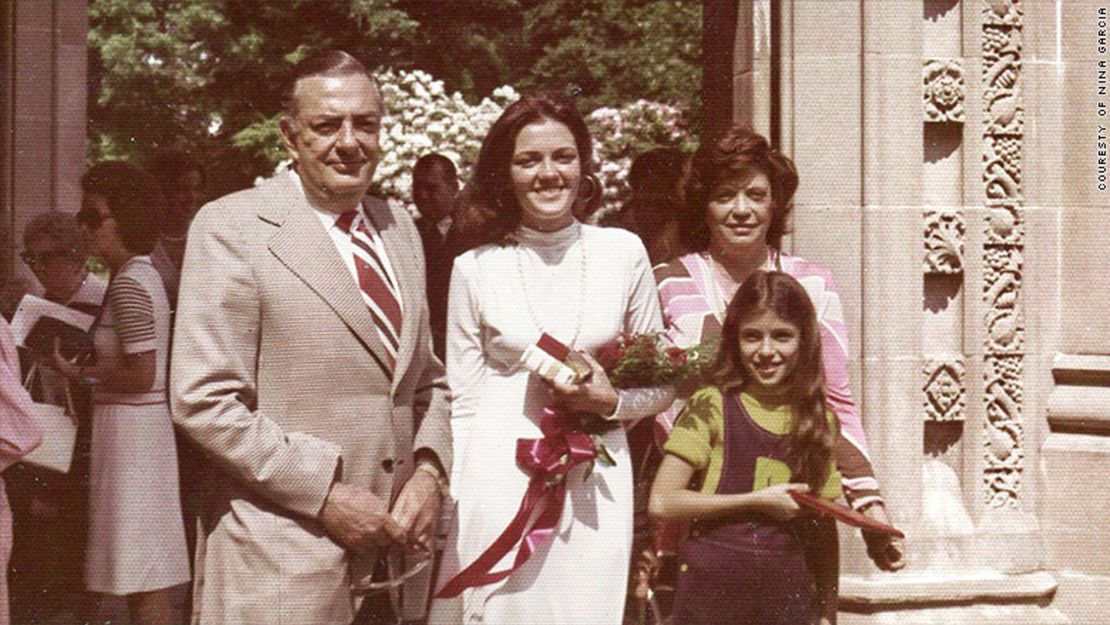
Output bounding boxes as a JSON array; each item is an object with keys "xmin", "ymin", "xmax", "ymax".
[{"xmin": 649, "ymin": 270, "xmax": 841, "ymax": 625}]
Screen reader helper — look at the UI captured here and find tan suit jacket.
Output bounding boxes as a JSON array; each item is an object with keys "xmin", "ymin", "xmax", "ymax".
[{"xmin": 171, "ymin": 173, "xmax": 451, "ymax": 625}]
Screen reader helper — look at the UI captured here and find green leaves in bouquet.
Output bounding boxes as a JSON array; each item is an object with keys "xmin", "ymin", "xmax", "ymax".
[{"xmin": 598, "ymin": 332, "xmax": 718, "ymax": 390}]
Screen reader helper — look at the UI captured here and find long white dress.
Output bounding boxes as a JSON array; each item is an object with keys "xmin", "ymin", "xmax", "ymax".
[{"xmin": 431, "ymin": 222, "xmax": 672, "ymax": 625}]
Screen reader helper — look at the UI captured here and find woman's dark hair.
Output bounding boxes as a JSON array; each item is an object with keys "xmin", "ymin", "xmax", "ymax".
[
  {"xmin": 454, "ymin": 93, "xmax": 601, "ymax": 251},
  {"xmin": 679, "ymin": 125, "xmax": 799, "ymax": 253},
  {"xmin": 80, "ymin": 161, "xmax": 165, "ymax": 255},
  {"xmin": 712, "ymin": 270, "xmax": 833, "ymax": 493}
]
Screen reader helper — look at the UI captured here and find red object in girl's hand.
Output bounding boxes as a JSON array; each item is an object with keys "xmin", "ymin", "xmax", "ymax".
[{"xmin": 789, "ymin": 491, "xmax": 905, "ymax": 538}]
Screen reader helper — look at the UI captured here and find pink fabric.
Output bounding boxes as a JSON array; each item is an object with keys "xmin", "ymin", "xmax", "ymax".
[
  {"xmin": 0, "ymin": 318, "xmax": 43, "ymax": 625},
  {"xmin": 776, "ymin": 255, "xmax": 872, "ymax": 466}
]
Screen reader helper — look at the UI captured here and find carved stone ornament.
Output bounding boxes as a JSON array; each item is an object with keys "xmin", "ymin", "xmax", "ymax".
[
  {"xmin": 924, "ymin": 208, "xmax": 966, "ymax": 274},
  {"xmin": 983, "ymin": 135, "xmax": 1023, "ymax": 201},
  {"xmin": 986, "ymin": 201, "xmax": 1023, "ymax": 246},
  {"xmin": 924, "ymin": 358, "xmax": 966, "ymax": 422},
  {"xmin": 982, "ymin": 0, "xmax": 1023, "ymax": 27},
  {"xmin": 981, "ymin": 0, "xmax": 1024, "ymax": 508},
  {"xmin": 983, "ymin": 355, "xmax": 1024, "ymax": 508},
  {"xmin": 983, "ymin": 26, "xmax": 1024, "ymax": 134},
  {"xmin": 983, "ymin": 247, "xmax": 1024, "ymax": 354},
  {"xmin": 924, "ymin": 59, "xmax": 966, "ymax": 123}
]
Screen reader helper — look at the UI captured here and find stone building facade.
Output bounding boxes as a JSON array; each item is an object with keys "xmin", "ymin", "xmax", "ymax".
[{"xmin": 711, "ymin": 1, "xmax": 1109, "ymax": 623}]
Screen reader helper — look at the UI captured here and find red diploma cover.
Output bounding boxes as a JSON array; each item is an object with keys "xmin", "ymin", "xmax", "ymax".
[{"xmin": 789, "ymin": 491, "xmax": 905, "ymax": 538}]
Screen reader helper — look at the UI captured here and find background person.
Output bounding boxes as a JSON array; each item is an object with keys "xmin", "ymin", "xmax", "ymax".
[
  {"xmin": 653, "ymin": 124, "xmax": 904, "ymax": 569},
  {"xmin": 0, "ymin": 317, "xmax": 43, "ymax": 625},
  {"xmin": 52, "ymin": 161, "xmax": 190, "ymax": 625},
  {"xmin": 603, "ymin": 147, "xmax": 688, "ymax": 264},
  {"xmin": 7, "ymin": 212, "xmax": 105, "ymax": 624},
  {"xmin": 146, "ymin": 149, "xmax": 204, "ymax": 309},
  {"xmin": 412, "ymin": 153, "xmax": 461, "ymax": 360},
  {"xmin": 429, "ymin": 93, "xmax": 673, "ymax": 625}
]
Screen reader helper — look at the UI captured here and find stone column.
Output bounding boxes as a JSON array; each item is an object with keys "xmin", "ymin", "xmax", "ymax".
[
  {"xmin": 856, "ymin": 0, "xmax": 926, "ymax": 574},
  {"xmin": 702, "ymin": 0, "xmax": 740, "ymax": 138},
  {"xmin": 921, "ymin": 0, "xmax": 975, "ymax": 572},
  {"xmin": 1, "ymin": 0, "xmax": 87, "ymax": 292},
  {"xmin": 771, "ymin": 0, "xmax": 1067, "ymax": 622}
]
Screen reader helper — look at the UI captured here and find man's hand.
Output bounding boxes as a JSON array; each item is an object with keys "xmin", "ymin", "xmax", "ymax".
[
  {"xmin": 318, "ymin": 481, "xmax": 406, "ymax": 554},
  {"xmin": 391, "ymin": 470, "xmax": 443, "ymax": 549}
]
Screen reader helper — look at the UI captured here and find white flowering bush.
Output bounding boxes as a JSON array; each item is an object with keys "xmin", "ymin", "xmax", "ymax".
[
  {"xmin": 374, "ymin": 69, "xmax": 518, "ymax": 213},
  {"xmin": 586, "ymin": 100, "xmax": 697, "ymax": 213},
  {"xmin": 262, "ymin": 70, "xmax": 694, "ymax": 218}
]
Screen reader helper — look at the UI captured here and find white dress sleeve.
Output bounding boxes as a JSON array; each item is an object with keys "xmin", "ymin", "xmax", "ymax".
[
  {"xmin": 445, "ymin": 253, "xmax": 485, "ymax": 480},
  {"xmin": 609, "ymin": 237, "xmax": 675, "ymax": 422}
]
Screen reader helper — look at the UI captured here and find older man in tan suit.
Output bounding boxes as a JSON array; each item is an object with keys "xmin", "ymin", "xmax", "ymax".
[{"xmin": 171, "ymin": 51, "xmax": 450, "ymax": 625}]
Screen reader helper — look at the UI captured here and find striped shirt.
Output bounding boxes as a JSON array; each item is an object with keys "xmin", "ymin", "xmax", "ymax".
[{"xmin": 106, "ymin": 275, "xmax": 157, "ymax": 354}]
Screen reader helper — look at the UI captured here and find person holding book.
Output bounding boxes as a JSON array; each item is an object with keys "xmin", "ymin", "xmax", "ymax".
[
  {"xmin": 51, "ymin": 162, "xmax": 189, "ymax": 625},
  {"xmin": 7, "ymin": 210, "xmax": 105, "ymax": 624},
  {"xmin": 429, "ymin": 93, "xmax": 673, "ymax": 625},
  {"xmin": 653, "ymin": 125, "xmax": 904, "ymax": 568},
  {"xmin": 649, "ymin": 270, "xmax": 844, "ymax": 625}
]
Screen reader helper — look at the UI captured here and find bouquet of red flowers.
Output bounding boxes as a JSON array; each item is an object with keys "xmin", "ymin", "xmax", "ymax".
[{"xmin": 596, "ymin": 332, "xmax": 718, "ymax": 390}]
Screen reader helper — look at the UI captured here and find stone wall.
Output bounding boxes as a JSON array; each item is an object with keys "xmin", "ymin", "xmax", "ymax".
[
  {"xmin": 730, "ymin": 0, "xmax": 1110, "ymax": 622},
  {"xmin": 1, "ymin": 1, "xmax": 87, "ymax": 293}
]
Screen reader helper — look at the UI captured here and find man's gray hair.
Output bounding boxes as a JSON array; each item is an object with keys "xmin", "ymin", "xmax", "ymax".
[{"xmin": 281, "ymin": 49, "xmax": 386, "ymax": 117}]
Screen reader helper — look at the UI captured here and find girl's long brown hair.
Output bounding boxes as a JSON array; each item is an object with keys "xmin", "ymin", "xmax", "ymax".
[{"xmin": 712, "ymin": 270, "xmax": 834, "ymax": 493}]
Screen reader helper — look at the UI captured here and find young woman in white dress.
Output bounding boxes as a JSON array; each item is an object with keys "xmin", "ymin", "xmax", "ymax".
[{"xmin": 429, "ymin": 93, "xmax": 673, "ymax": 625}]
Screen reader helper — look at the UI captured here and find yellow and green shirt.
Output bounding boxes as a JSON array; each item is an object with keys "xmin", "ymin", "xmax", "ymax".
[{"xmin": 663, "ymin": 386, "xmax": 842, "ymax": 500}]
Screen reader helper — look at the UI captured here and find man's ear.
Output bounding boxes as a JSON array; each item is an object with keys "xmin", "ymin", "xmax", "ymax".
[{"xmin": 279, "ymin": 115, "xmax": 298, "ymax": 157}]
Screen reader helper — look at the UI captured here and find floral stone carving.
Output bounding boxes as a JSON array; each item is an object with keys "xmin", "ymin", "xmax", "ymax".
[
  {"xmin": 924, "ymin": 59, "xmax": 966, "ymax": 123},
  {"xmin": 924, "ymin": 208, "xmax": 966, "ymax": 274}
]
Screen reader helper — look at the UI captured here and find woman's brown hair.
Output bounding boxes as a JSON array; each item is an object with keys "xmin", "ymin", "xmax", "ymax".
[
  {"xmin": 679, "ymin": 125, "xmax": 799, "ymax": 254},
  {"xmin": 712, "ymin": 270, "xmax": 833, "ymax": 493},
  {"xmin": 453, "ymin": 92, "xmax": 601, "ymax": 251}
]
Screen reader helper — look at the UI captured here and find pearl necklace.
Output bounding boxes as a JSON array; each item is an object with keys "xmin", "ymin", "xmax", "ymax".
[{"xmin": 515, "ymin": 230, "xmax": 588, "ymax": 349}]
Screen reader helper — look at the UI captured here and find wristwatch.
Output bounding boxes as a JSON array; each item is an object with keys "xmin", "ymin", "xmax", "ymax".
[{"xmin": 415, "ymin": 460, "xmax": 450, "ymax": 498}]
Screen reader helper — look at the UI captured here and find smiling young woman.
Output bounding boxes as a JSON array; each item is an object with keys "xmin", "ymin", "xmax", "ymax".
[
  {"xmin": 509, "ymin": 118, "xmax": 582, "ymax": 232},
  {"xmin": 429, "ymin": 94, "xmax": 674, "ymax": 625}
]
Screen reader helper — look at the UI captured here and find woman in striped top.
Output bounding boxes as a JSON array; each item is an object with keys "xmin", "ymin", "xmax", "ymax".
[
  {"xmin": 653, "ymin": 125, "xmax": 905, "ymax": 571},
  {"xmin": 53, "ymin": 162, "xmax": 189, "ymax": 625}
]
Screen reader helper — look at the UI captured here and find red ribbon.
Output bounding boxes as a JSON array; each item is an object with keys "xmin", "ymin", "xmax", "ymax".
[{"xmin": 435, "ymin": 407, "xmax": 597, "ymax": 598}]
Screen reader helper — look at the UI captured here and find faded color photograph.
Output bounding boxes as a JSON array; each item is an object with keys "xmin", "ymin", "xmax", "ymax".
[{"xmin": 0, "ymin": 1, "xmax": 1106, "ymax": 624}]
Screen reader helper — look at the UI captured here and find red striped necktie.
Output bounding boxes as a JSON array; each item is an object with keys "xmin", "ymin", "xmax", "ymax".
[{"xmin": 337, "ymin": 210, "xmax": 402, "ymax": 369}]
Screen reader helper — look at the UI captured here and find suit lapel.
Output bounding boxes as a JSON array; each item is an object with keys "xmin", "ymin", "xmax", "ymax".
[
  {"xmin": 363, "ymin": 197, "xmax": 419, "ymax": 391},
  {"xmin": 262, "ymin": 175, "xmax": 395, "ymax": 378}
]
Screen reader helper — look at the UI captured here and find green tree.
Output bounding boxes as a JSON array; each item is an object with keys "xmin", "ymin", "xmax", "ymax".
[
  {"xmin": 519, "ymin": 0, "xmax": 701, "ymax": 118},
  {"xmin": 87, "ymin": 0, "xmax": 701, "ymax": 195},
  {"xmin": 88, "ymin": 0, "xmax": 422, "ymax": 193}
]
